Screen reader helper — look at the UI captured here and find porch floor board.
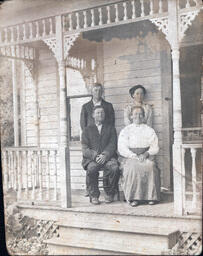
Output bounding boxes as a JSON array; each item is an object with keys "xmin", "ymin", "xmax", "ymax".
[{"xmin": 17, "ymin": 189, "xmax": 201, "ymax": 219}]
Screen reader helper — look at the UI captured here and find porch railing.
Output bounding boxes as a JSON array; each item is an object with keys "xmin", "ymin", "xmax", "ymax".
[
  {"xmin": 182, "ymin": 127, "xmax": 202, "ymax": 144},
  {"xmin": 2, "ymin": 147, "xmax": 59, "ymax": 204},
  {"xmin": 181, "ymin": 143, "xmax": 202, "ymax": 214},
  {"xmin": 0, "ymin": 0, "xmax": 202, "ymax": 46},
  {"xmin": 62, "ymin": 0, "xmax": 168, "ymax": 33}
]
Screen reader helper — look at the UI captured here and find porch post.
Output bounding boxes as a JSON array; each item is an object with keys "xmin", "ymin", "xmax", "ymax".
[
  {"xmin": 168, "ymin": 0, "xmax": 184, "ymax": 215},
  {"xmin": 56, "ymin": 15, "xmax": 71, "ymax": 208},
  {"xmin": 11, "ymin": 59, "xmax": 19, "ymax": 146}
]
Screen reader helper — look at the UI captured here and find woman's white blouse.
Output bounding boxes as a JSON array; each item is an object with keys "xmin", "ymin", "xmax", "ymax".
[{"xmin": 118, "ymin": 123, "xmax": 159, "ymax": 158}]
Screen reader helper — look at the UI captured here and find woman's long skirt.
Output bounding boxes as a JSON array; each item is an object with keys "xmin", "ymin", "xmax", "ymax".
[{"xmin": 121, "ymin": 158, "xmax": 160, "ymax": 202}]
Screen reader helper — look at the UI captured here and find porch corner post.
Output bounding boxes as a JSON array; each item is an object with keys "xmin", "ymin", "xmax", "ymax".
[
  {"xmin": 168, "ymin": 0, "xmax": 184, "ymax": 215},
  {"xmin": 56, "ymin": 15, "xmax": 71, "ymax": 208},
  {"xmin": 12, "ymin": 59, "xmax": 19, "ymax": 146}
]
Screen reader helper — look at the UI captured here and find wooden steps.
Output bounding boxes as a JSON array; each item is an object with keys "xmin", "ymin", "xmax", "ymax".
[{"xmin": 44, "ymin": 220, "xmax": 179, "ymax": 255}]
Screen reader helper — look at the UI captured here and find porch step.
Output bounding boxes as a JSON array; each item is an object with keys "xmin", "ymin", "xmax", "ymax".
[{"xmin": 44, "ymin": 223, "xmax": 179, "ymax": 255}]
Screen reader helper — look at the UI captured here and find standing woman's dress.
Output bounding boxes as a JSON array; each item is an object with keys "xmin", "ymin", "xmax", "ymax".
[
  {"xmin": 124, "ymin": 103, "xmax": 153, "ymax": 126},
  {"xmin": 118, "ymin": 123, "xmax": 160, "ymax": 202}
]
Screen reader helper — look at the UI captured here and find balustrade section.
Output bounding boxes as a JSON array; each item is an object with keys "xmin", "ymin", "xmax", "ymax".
[
  {"xmin": 2, "ymin": 147, "xmax": 59, "ymax": 204},
  {"xmin": 181, "ymin": 144, "xmax": 202, "ymax": 214},
  {"xmin": 62, "ymin": 0, "xmax": 168, "ymax": 33},
  {"xmin": 179, "ymin": 0, "xmax": 202, "ymax": 10},
  {"xmin": 0, "ymin": 16, "xmax": 56, "ymax": 46}
]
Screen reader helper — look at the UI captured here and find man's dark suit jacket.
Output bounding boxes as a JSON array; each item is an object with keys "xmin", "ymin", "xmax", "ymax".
[
  {"xmin": 81, "ymin": 124, "xmax": 117, "ymax": 170},
  {"xmin": 80, "ymin": 99, "xmax": 115, "ymax": 130}
]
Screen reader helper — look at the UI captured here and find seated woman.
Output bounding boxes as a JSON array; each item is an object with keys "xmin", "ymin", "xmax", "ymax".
[
  {"xmin": 118, "ymin": 106, "xmax": 160, "ymax": 207},
  {"xmin": 124, "ymin": 85, "xmax": 152, "ymax": 127}
]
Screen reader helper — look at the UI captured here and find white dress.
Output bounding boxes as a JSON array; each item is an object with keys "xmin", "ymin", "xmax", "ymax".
[{"xmin": 118, "ymin": 123, "xmax": 160, "ymax": 201}]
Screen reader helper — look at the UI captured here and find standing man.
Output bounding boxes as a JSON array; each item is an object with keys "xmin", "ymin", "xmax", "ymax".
[
  {"xmin": 80, "ymin": 83, "xmax": 115, "ymax": 196},
  {"xmin": 81, "ymin": 106, "xmax": 120, "ymax": 204}
]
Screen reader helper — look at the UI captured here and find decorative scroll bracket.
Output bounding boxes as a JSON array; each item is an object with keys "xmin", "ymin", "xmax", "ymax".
[
  {"xmin": 23, "ymin": 59, "xmax": 35, "ymax": 78},
  {"xmin": 150, "ymin": 16, "xmax": 169, "ymax": 43},
  {"xmin": 64, "ymin": 33, "xmax": 80, "ymax": 60},
  {"xmin": 43, "ymin": 33, "xmax": 80, "ymax": 63},
  {"xmin": 179, "ymin": 10, "xmax": 200, "ymax": 42},
  {"xmin": 150, "ymin": 9, "xmax": 201, "ymax": 46},
  {"xmin": 0, "ymin": 45, "xmax": 35, "ymax": 60}
]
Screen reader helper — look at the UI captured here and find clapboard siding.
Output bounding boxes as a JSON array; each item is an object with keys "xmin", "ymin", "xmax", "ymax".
[
  {"xmin": 102, "ymin": 33, "xmax": 170, "ymax": 188},
  {"xmin": 37, "ymin": 47, "xmax": 59, "ymax": 148}
]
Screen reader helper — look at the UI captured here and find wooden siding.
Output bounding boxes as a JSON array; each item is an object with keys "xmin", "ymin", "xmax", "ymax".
[
  {"xmin": 69, "ymin": 30, "xmax": 172, "ymax": 190},
  {"xmin": 102, "ymin": 32, "xmax": 171, "ymax": 189},
  {"xmin": 37, "ymin": 47, "xmax": 59, "ymax": 148}
]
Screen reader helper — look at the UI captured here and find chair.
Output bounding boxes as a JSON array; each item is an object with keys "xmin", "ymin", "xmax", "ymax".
[{"xmin": 98, "ymin": 169, "xmax": 120, "ymax": 201}]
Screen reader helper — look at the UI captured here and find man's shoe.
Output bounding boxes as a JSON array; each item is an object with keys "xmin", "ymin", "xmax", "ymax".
[
  {"xmin": 90, "ymin": 197, "xmax": 100, "ymax": 205},
  {"xmin": 130, "ymin": 201, "xmax": 139, "ymax": 207},
  {"xmin": 148, "ymin": 201, "xmax": 155, "ymax": 205},
  {"xmin": 84, "ymin": 190, "xmax": 89, "ymax": 197},
  {"xmin": 105, "ymin": 195, "xmax": 114, "ymax": 204}
]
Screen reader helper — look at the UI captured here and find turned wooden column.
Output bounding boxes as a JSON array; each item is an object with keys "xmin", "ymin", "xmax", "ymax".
[
  {"xmin": 168, "ymin": 0, "xmax": 184, "ymax": 215},
  {"xmin": 56, "ymin": 15, "xmax": 71, "ymax": 208},
  {"xmin": 11, "ymin": 59, "xmax": 19, "ymax": 146}
]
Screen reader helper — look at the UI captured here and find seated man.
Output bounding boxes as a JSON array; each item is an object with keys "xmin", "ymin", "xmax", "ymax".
[{"xmin": 81, "ymin": 105, "xmax": 120, "ymax": 205}]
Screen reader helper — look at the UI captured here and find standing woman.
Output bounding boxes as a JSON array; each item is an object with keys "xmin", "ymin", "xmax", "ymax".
[{"xmin": 124, "ymin": 85, "xmax": 152, "ymax": 127}]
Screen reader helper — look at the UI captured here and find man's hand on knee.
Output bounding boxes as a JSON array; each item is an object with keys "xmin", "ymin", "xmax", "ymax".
[{"xmin": 96, "ymin": 154, "xmax": 107, "ymax": 165}]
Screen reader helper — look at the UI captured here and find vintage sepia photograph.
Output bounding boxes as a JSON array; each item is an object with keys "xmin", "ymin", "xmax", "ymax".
[{"xmin": 0, "ymin": 0, "xmax": 202, "ymax": 255}]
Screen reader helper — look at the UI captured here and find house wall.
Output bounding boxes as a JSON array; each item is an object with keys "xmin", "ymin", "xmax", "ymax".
[
  {"xmin": 101, "ymin": 22, "xmax": 172, "ymax": 189},
  {"xmin": 69, "ymin": 22, "xmax": 172, "ymax": 190},
  {"xmin": 37, "ymin": 45, "xmax": 59, "ymax": 148}
]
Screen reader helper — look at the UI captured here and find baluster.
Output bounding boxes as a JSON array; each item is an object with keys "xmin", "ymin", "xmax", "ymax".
[
  {"xmin": 0, "ymin": 30, "xmax": 2, "ymax": 43},
  {"xmin": 181, "ymin": 148, "xmax": 186, "ymax": 212},
  {"xmin": 91, "ymin": 9, "xmax": 95, "ymax": 26},
  {"xmin": 131, "ymin": 0, "xmax": 136, "ymax": 19},
  {"xmin": 25, "ymin": 151, "xmax": 28, "ymax": 199},
  {"xmin": 76, "ymin": 12, "xmax": 80, "ymax": 29},
  {"xmin": 194, "ymin": 0, "xmax": 200, "ymax": 6},
  {"xmin": 23, "ymin": 24, "xmax": 26, "ymax": 40},
  {"xmin": 62, "ymin": 16, "xmax": 65, "ymax": 32},
  {"xmin": 31, "ymin": 151, "xmax": 35, "ymax": 200},
  {"xmin": 107, "ymin": 6, "xmax": 111, "ymax": 24},
  {"xmin": 38, "ymin": 150, "xmax": 43, "ymax": 200},
  {"xmin": 35, "ymin": 21, "xmax": 40, "ymax": 38},
  {"xmin": 98, "ymin": 8, "xmax": 103, "ymax": 25},
  {"xmin": 69, "ymin": 13, "xmax": 73, "ymax": 31},
  {"xmin": 7, "ymin": 151, "xmax": 11, "ymax": 189},
  {"xmin": 115, "ymin": 4, "xmax": 119, "ymax": 22},
  {"xmin": 186, "ymin": 0, "xmax": 190, "ymax": 8},
  {"xmin": 140, "ymin": 0, "xmax": 144, "ymax": 17},
  {"xmin": 123, "ymin": 2, "xmax": 127, "ymax": 21},
  {"xmin": 10, "ymin": 27, "xmax": 14, "ymax": 42},
  {"xmin": 29, "ymin": 22, "xmax": 33, "ymax": 39},
  {"xmin": 53, "ymin": 150, "xmax": 57, "ymax": 200},
  {"xmin": 46, "ymin": 150, "xmax": 50, "ymax": 200},
  {"xmin": 17, "ymin": 151, "xmax": 22, "ymax": 200},
  {"xmin": 150, "ymin": 0, "xmax": 154, "ymax": 15},
  {"xmin": 16, "ymin": 25, "xmax": 20, "ymax": 41},
  {"xmin": 3, "ymin": 151, "xmax": 8, "ymax": 191},
  {"xmin": 42, "ymin": 19, "xmax": 46, "ymax": 37},
  {"xmin": 83, "ymin": 11, "xmax": 87, "ymax": 28},
  {"xmin": 10, "ymin": 151, "xmax": 14, "ymax": 188},
  {"xmin": 4, "ymin": 28, "xmax": 8, "ymax": 43},
  {"xmin": 159, "ymin": 0, "xmax": 163, "ymax": 14},
  {"xmin": 13, "ymin": 151, "xmax": 17, "ymax": 190},
  {"xmin": 49, "ymin": 17, "xmax": 53, "ymax": 35},
  {"xmin": 191, "ymin": 148, "xmax": 197, "ymax": 210}
]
